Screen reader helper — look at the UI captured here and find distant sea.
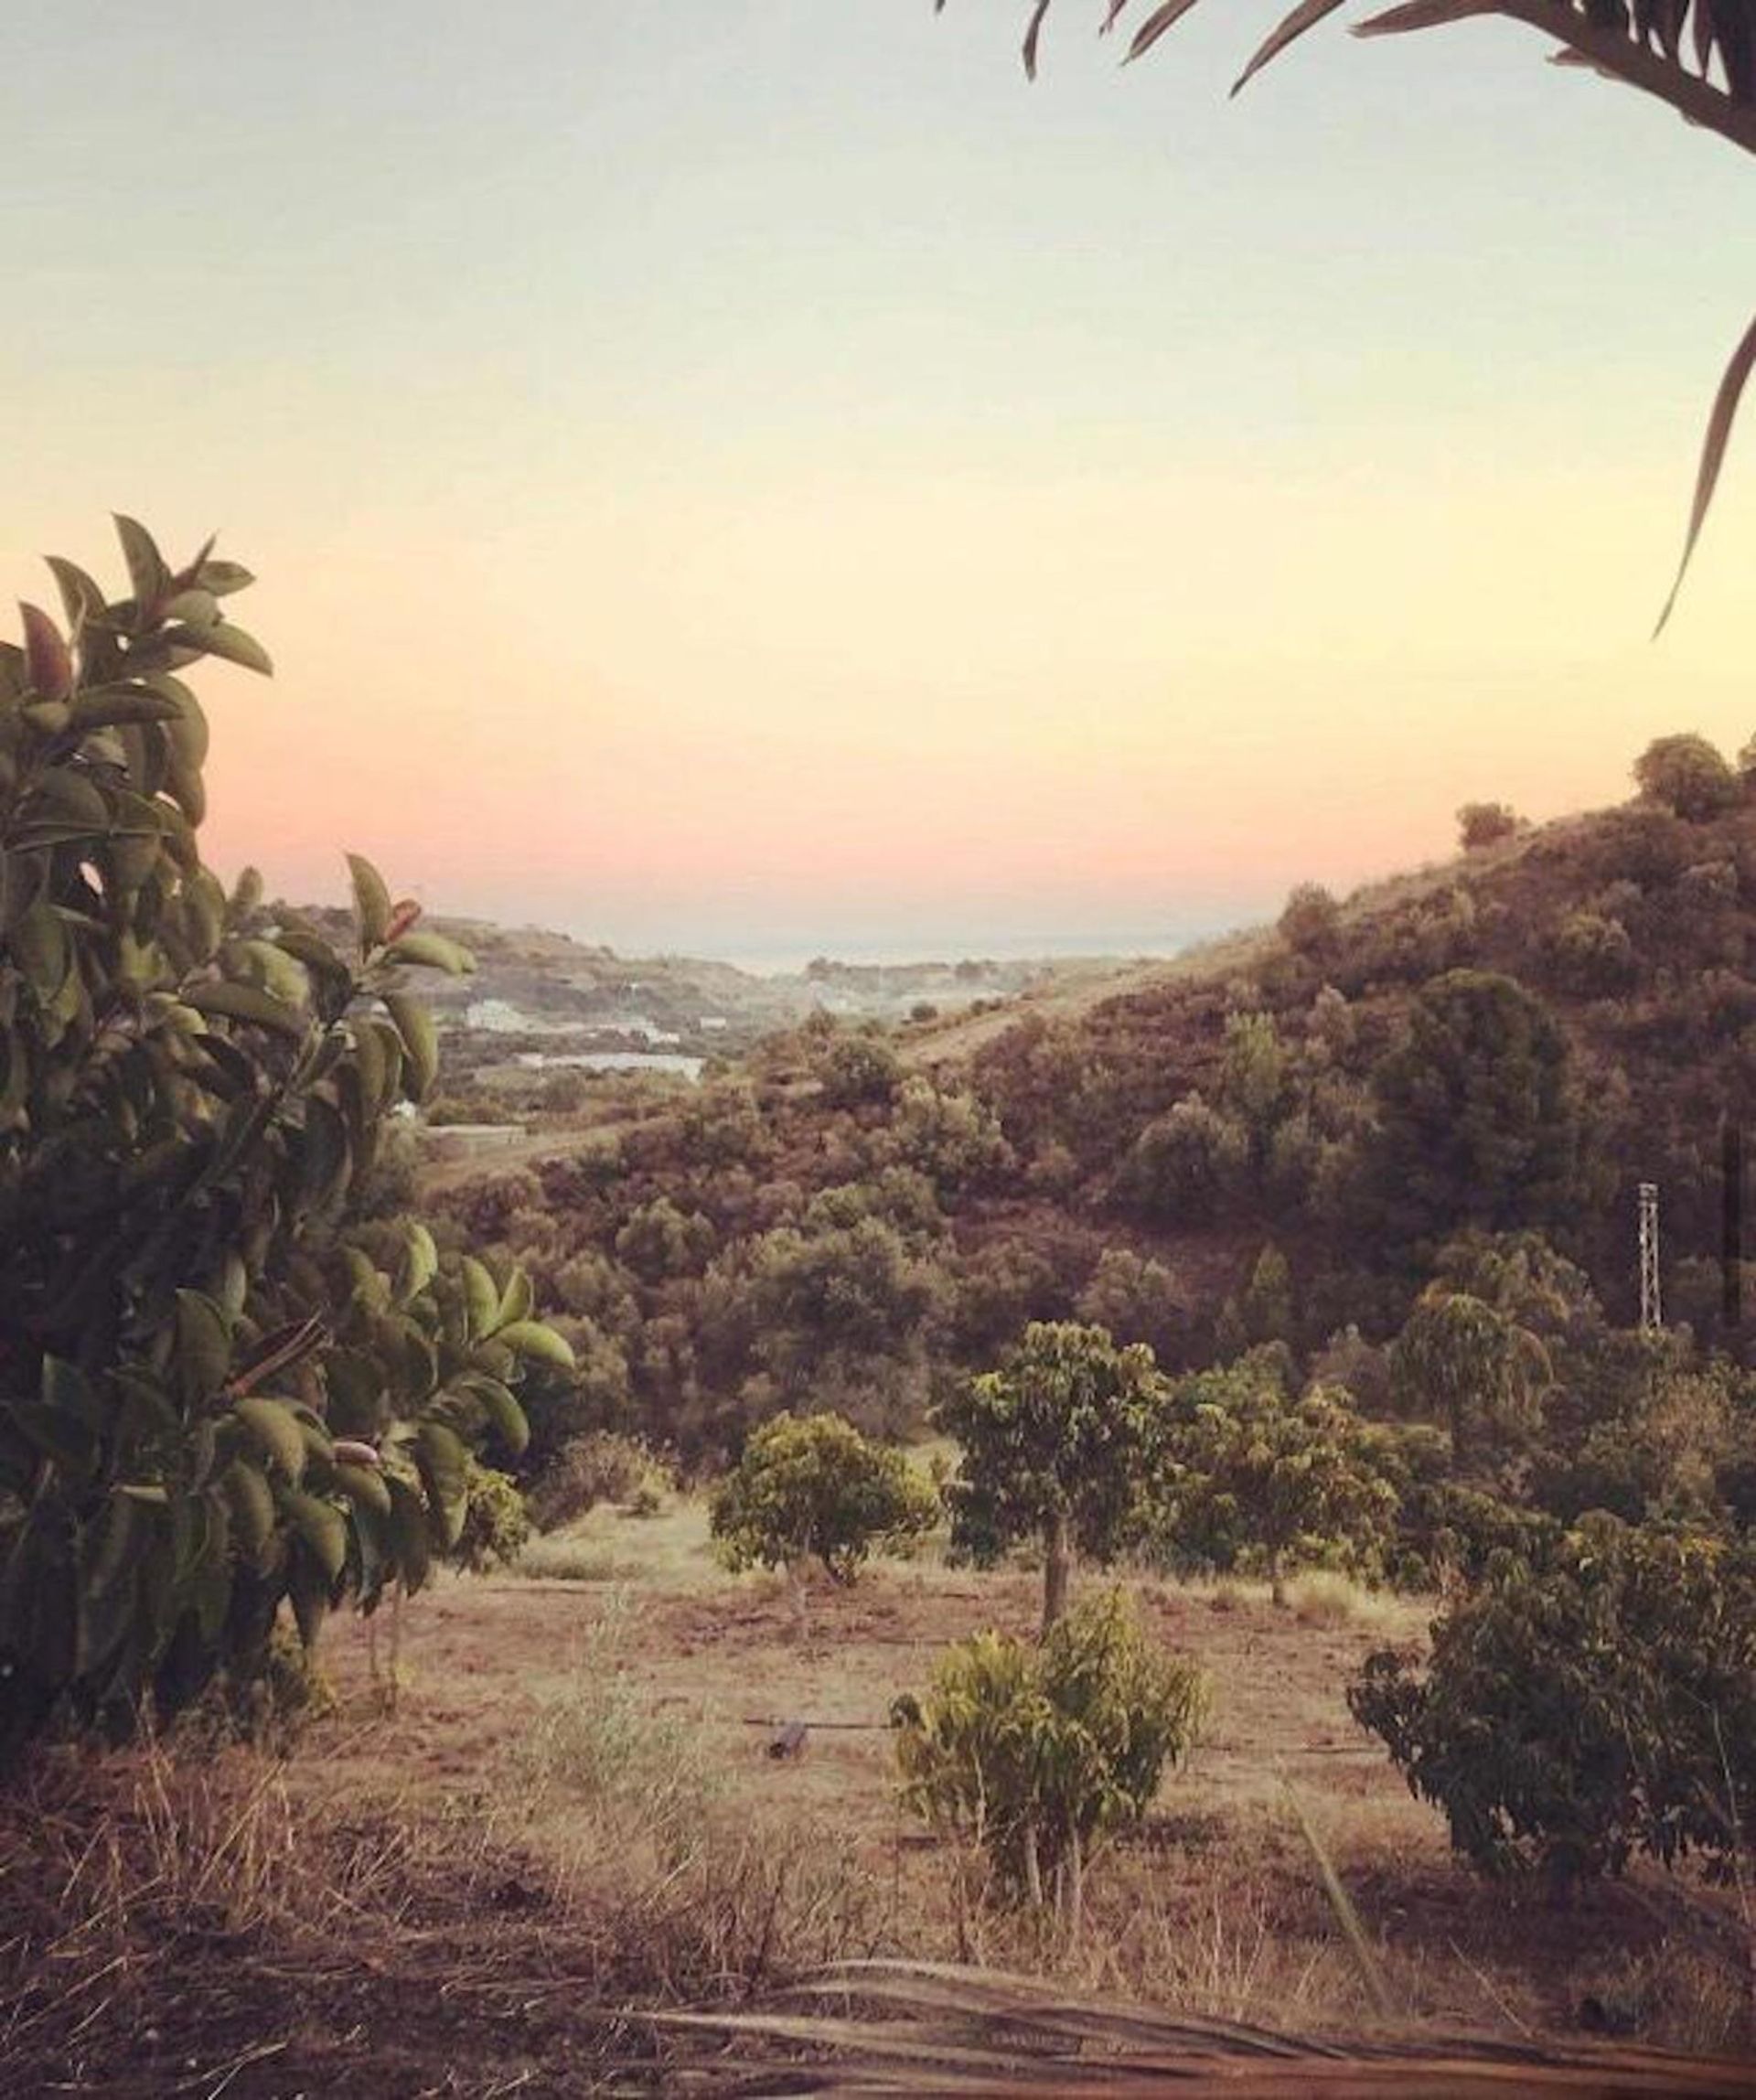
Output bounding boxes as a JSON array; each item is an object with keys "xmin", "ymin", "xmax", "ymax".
[{"xmin": 709, "ymin": 929, "xmax": 1212, "ymax": 979}]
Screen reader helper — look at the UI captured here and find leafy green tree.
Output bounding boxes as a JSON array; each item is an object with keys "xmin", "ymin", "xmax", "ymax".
[
  {"xmin": 1633, "ymin": 733, "xmax": 1741, "ymax": 821},
  {"xmin": 1236, "ymin": 1242, "xmax": 1295, "ymax": 1350},
  {"xmin": 1366, "ymin": 970, "xmax": 1587, "ymax": 1249},
  {"xmin": 1457, "ymin": 802, "xmax": 1523, "ymax": 852},
  {"xmin": 1278, "ymin": 882, "xmax": 1340, "ymax": 959},
  {"xmin": 709, "ymin": 1411, "xmax": 939, "ymax": 1583},
  {"xmin": 1120, "ymin": 1095, "xmax": 1247, "ymax": 1226},
  {"xmin": 890, "ymin": 1075, "xmax": 1013, "ymax": 1194},
  {"xmin": 613, "ymin": 1195, "xmax": 715, "ymax": 1283},
  {"xmin": 818, "ymin": 1030, "xmax": 903, "ymax": 1109},
  {"xmin": 0, "ymin": 521, "xmax": 570, "ymax": 1758},
  {"xmin": 1349, "ymin": 1518, "xmax": 1756, "ymax": 1883},
  {"xmin": 1390, "ymin": 1289, "xmax": 1553, "ymax": 1472},
  {"xmin": 1428, "ymin": 1228, "xmax": 1602, "ymax": 1349},
  {"xmin": 731, "ymin": 1213, "xmax": 941, "ymax": 1430},
  {"xmin": 1217, "ymin": 1011, "xmax": 1290, "ymax": 1148},
  {"xmin": 1075, "ymin": 1246, "xmax": 1185, "ymax": 1364},
  {"xmin": 941, "ymin": 1321, "xmax": 1163, "ymax": 1631},
  {"xmin": 892, "ymin": 1588, "xmax": 1206, "ymax": 1923},
  {"xmin": 1157, "ymin": 1367, "xmax": 1402, "ymax": 1603}
]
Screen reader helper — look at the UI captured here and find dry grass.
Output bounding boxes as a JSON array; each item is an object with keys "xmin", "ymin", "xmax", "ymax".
[
  {"xmin": 5, "ymin": 1528, "xmax": 1753, "ymax": 2093},
  {"xmin": 1285, "ymin": 1571, "xmax": 1408, "ymax": 1633}
]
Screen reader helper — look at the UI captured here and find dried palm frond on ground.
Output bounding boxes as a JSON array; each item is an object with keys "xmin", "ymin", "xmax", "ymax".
[
  {"xmin": 641, "ymin": 1957, "xmax": 1756, "ymax": 2095},
  {"xmin": 948, "ymin": 0, "xmax": 1756, "ymax": 628}
]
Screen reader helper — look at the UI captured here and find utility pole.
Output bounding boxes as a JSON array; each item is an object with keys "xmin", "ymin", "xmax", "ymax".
[{"xmin": 1638, "ymin": 1182, "xmax": 1662, "ymax": 1332}]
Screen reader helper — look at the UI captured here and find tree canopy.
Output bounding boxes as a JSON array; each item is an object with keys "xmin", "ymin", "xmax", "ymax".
[{"xmin": 941, "ymin": 1321, "xmax": 1163, "ymax": 1630}]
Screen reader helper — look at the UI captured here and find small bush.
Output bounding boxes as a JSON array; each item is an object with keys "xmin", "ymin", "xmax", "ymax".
[
  {"xmin": 1348, "ymin": 1517, "xmax": 1756, "ymax": 1883},
  {"xmin": 818, "ymin": 1033, "xmax": 903, "ymax": 1108},
  {"xmin": 528, "ymin": 1431, "xmax": 669, "ymax": 1531},
  {"xmin": 891, "ymin": 1589, "xmax": 1206, "ymax": 1919},
  {"xmin": 1633, "ymin": 733, "xmax": 1740, "ymax": 822},
  {"xmin": 452, "ymin": 1462, "xmax": 532, "ymax": 1573},
  {"xmin": 1457, "ymin": 801, "xmax": 1523, "ymax": 851},
  {"xmin": 519, "ymin": 1598, "xmax": 720, "ymax": 1865},
  {"xmin": 1278, "ymin": 883, "xmax": 1340, "ymax": 957},
  {"xmin": 1544, "ymin": 909, "xmax": 1636, "ymax": 996},
  {"xmin": 711, "ymin": 1412, "xmax": 940, "ymax": 1583}
]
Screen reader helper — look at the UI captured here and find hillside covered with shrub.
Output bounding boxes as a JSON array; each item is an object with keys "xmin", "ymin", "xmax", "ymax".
[{"xmin": 431, "ymin": 734, "xmax": 1756, "ymax": 1550}]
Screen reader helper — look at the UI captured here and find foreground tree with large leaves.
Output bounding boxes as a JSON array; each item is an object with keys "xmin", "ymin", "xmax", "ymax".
[
  {"xmin": 0, "ymin": 520, "xmax": 570, "ymax": 1761},
  {"xmin": 950, "ymin": 0, "xmax": 1756, "ymax": 625}
]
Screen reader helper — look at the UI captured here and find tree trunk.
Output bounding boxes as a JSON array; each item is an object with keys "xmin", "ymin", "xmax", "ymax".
[{"xmin": 1042, "ymin": 1510, "xmax": 1073, "ymax": 1634}]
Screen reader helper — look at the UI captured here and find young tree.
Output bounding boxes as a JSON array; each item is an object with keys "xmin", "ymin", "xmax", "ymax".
[
  {"xmin": 0, "ymin": 521, "xmax": 569, "ymax": 1758},
  {"xmin": 1158, "ymin": 1366, "xmax": 1402, "ymax": 1604},
  {"xmin": 892, "ymin": 1588, "xmax": 1206, "ymax": 1923},
  {"xmin": 1350, "ymin": 1517, "xmax": 1756, "ymax": 1883},
  {"xmin": 1456, "ymin": 802, "xmax": 1523, "ymax": 852},
  {"xmin": 709, "ymin": 1411, "xmax": 939, "ymax": 1583},
  {"xmin": 941, "ymin": 1321, "xmax": 1163, "ymax": 1631},
  {"xmin": 1633, "ymin": 732, "xmax": 1741, "ymax": 821},
  {"xmin": 1366, "ymin": 970, "xmax": 1587, "ymax": 1248},
  {"xmin": 1278, "ymin": 882, "xmax": 1341, "ymax": 958},
  {"xmin": 1391, "ymin": 1289, "xmax": 1554, "ymax": 1470}
]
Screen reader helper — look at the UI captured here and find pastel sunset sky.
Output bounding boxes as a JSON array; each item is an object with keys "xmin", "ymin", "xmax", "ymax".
[{"xmin": 5, "ymin": 3, "xmax": 1751, "ymax": 961}]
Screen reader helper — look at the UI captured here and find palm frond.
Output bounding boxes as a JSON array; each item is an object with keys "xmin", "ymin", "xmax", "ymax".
[
  {"xmin": 631, "ymin": 1955, "xmax": 1756, "ymax": 2092},
  {"xmin": 958, "ymin": 0, "xmax": 1756, "ymax": 626}
]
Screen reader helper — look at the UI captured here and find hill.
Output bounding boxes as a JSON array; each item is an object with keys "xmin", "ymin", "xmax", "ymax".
[{"xmin": 423, "ymin": 749, "xmax": 1756, "ymax": 1468}]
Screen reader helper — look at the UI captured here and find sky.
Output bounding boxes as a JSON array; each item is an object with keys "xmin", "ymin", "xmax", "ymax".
[{"xmin": 4, "ymin": 2, "xmax": 1752, "ymax": 963}]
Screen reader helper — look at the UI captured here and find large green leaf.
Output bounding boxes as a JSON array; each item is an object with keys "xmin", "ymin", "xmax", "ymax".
[
  {"xmin": 231, "ymin": 1396, "xmax": 309, "ymax": 1484},
  {"xmin": 383, "ymin": 991, "xmax": 438, "ymax": 1099},
  {"xmin": 169, "ymin": 618, "xmax": 273, "ymax": 676},
  {"xmin": 175, "ymin": 1290, "xmax": 233, "ymax": 1409},
  {"xmin": 220, "ymin": 1458, "xmax": 277, "ymax": 1559},
  {"xmin": 384, "ymin": 1472, "xmax": 433, "ymax": 1591},
  {"xmin": 185, "ymin": 980, "xmax": 309, "ymax": 1040},
  {"xmin": 414, "ymin": 1421, "xmax": 470, "ymax": 1548},
  {"xmin": 280, "ymin": 1489, "xmax": 348, "ymax": 1581},
  {"xmin": 113, "ymin": 513, "xmax": 170, "ymax": 610},
  {"xmin": 347, "ymin": 852, "xmax": 392, "ymax": 948},
  {"xmin": 495, "ymin": 1320, "xmax": 575, "ymax": 1371},
  {"xmin": 383, "ymin": 930, "xmax": 475, "ymax": 976}
]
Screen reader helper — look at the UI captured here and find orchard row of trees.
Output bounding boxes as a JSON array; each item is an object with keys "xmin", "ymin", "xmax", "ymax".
[
  {"xmin": 678, "ymin": 1220, "xmax": 1756, "ymax": 1635},
  {"xmin": 707, "ymin": 1311, "xmax": 1756, "ymax": 1893}
]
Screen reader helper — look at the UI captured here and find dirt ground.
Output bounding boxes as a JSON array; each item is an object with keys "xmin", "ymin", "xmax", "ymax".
[
  {"xmin": 312, "ymin": 1505, "xmax": 1740, "ymax": 2043},
  {"xmin": 5, "ymin": 1504, "xmax": 1750, "ymax": 2096}
]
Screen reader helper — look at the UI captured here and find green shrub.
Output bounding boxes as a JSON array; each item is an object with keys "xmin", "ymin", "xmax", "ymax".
[
  {"xmin": 1153, "ymin": 1366, "xmax": 1405, "ymax": 1603},
  {"xmin": 1633, "ymin": 733, "xmax": 1740, "ymax": 822},
  {"xmin": 818, "ymin": 1032, "xmax": 903, "ymax": 1109},
  {"xmin": 528, "ymin": 1430, "xmax": 669, "ymax": 1531},
  {"xmin": 892, "ymin": 1589, "xmax": 1206, "ymax": 1917},
  {"xmin": 710, "ymin": 1412, "xmax": 939, "ymax": 1583},
  {"xmin": 1348, "ymin": 1517, "xmax": 1756, "ymax": 1883},
  {"xmin": 1457, "ymin": 801, "xmax": 1522, "ymax": 851},
  {"xmin": 452, "ymin": 1462, "xmax": 531, "ymax": 1573},
  {"xmin": 0, "ymin": 520, "xmax": 572, "ymax": 1760}
]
